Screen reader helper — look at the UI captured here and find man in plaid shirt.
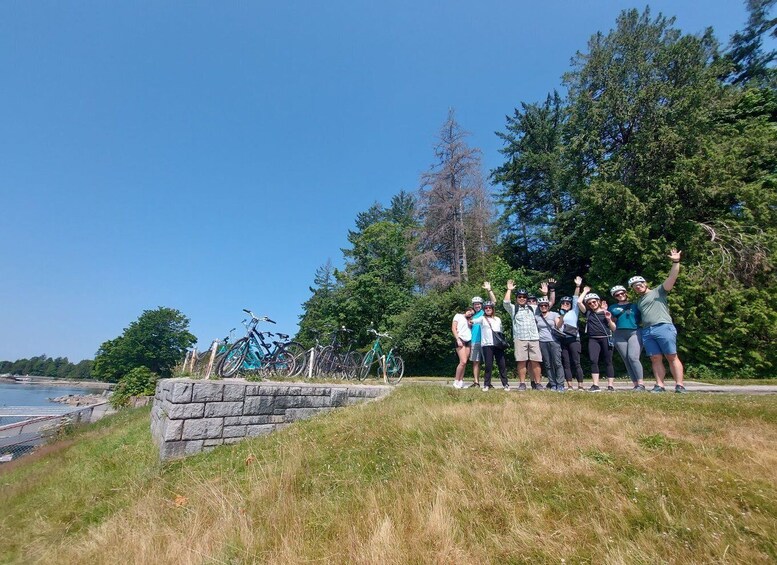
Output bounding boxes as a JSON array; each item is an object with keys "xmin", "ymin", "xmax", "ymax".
[{"xmin": 501, "ymin": 280, "xmax": 551, "ymax": 390}]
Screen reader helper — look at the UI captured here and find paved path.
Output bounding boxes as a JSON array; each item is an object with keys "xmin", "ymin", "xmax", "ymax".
[{"xmin": 412, "ymin": 380, "xmax": 777, "ymax": 394}]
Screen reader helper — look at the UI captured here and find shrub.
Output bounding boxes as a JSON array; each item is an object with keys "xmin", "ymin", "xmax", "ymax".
[{"xmin": 111, "ymin": 366, "xmax": 158, "ymax": 408}]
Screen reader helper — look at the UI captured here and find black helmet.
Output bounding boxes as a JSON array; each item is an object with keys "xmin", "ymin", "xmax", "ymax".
[{"xmin": 516, "ymin": 289, "xmax": 529, "ymax": 297}]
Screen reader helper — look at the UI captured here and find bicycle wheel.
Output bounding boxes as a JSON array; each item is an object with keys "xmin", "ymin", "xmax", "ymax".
[
  {"xmin": 282, "ymin": 342, "xmax": 307, "ymax": 376},
  {"xmin": 359, "ymin": 350, "xmax": 376, "ymax": 381},
  {"xmin": 218, "ymin": 338, "xmax": 250, "ymax": 378},
  {"xmin": 385, "ymin": 354, "xmax": 404, "ymax": 384},
  {"xmin": 344, "ymin": 351, "xmax": 363, "ymax": 380},
  {"xmin": 272, "ymin": 348, "xmax": 297, "ymax": 377},
  {"xmin": 316, "ymin": 345, "xmax": 336, "ymax": 377}
]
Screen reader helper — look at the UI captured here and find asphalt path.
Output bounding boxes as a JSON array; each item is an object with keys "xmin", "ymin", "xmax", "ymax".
[{"xmin": 419, "ymin": 380, "xmax": 777, "ymax": 394}]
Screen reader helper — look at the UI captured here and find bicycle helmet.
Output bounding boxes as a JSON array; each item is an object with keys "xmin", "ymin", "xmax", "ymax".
[
  {"xmin": 628, "ymin": 276, "xmax": 646, "ymax": 287},
  {"xmin": 528, "ymin": 295, "xmax": 538, "ymax": 301},
  {"xmin": 471, "ymin": 296, "xmax": 484, "ymax": 304},
  {"xmin": 583, "ymin": 292, "xmax": 601, "ymax": 303},
  {"xmin": 516, "ymin": 288, "xmax": 529, "ymax": 297},
  {"xmin": 483, "ymin": 301, "xmax": 495, "ymax": 308},
  {"xmin": 560, "ymin": 296, "xmax": 573, "ymax": 303},
  {"xmin": 610, "ymin": 285, "xmax": 627, "ymax": 296},
  {"xmin": 537, "ymin": 297, "xmax": 550, "ymax": 306}
]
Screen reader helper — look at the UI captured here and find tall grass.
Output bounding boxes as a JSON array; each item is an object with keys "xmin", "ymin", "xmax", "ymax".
[{"xmin": 2, "ymin": 388, "xmax": 776, "ymax": 563}]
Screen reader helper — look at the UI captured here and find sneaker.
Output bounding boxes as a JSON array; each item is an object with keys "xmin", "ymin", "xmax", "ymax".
[
  {"xmin": 518, "ymin": 382, "xmax": 527, "ymax": 391},
  {"xmin": 675, "ymin": 384, "xmax": 686, "ymax": 394},
  {"xmin": 503, "ymin": 385, "xmax": 510, "ymax": 391},
  {"xmin": 545, "ymin": 382, "xmax": 553, "ymax": 390},
  {"xmin": 481, "ymin": 385, "xmax": 489, "ymax": 392},
  {"xmin": 577, "ymin": 386, "xmax": 586, "ymax": 391},
  {"xmin": 556, "ymin": 386, "xmax": 566, "ymax": 393},
  {"xmin": 650, "ymin": 385, "xmax": 666, "ymax": 393},
  {"xmin": 589, "ymin": 385, "xmax": 601, "ymax": 392},
  {"xmin": 607, "ymin": 386, "xmax": 615, "ymax": 392},
  {"xmin": 453, "ymin": 380, "xmax": 462, "ymax": 389},
  {"xmin": 632, "ymin": 384, "xmax": 646, "ymax": 391},
  {"xmin": 472, "ymin": 382, "xmax": 480, "ymax": 388}
]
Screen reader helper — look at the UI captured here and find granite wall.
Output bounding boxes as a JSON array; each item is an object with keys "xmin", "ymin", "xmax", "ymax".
[{"xmin": 151, "ymin": 379, "xmax": 391, "ymax": 460}]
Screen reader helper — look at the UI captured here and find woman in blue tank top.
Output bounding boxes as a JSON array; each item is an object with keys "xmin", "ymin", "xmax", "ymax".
[{"xmin": 608, "ymin": 285, "xmax": 645, "ymax": 390}]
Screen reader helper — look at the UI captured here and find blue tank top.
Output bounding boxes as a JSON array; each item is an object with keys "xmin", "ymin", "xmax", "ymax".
[
  {"xmin": 470, "ymin": 310, "xmax": 484, "ymax": 343},
  {"xmin": 608, "ymin": 303, "xmax": 640, "ymax": 330}
]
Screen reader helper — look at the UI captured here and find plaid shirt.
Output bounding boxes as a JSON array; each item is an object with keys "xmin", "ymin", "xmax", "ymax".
[{"xmin": 503, "ymin": 301, "xmax": 539, "ymax": 340}]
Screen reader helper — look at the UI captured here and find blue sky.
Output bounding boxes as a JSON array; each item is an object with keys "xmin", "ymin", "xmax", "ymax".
[{"xmin": 0, "ymin": 1, "xmax": 758, "ymax": 362}]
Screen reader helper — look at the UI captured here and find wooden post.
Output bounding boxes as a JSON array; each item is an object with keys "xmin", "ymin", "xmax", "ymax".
[
  {"xmin": 188, "ymin": 348, "xmax": 197, "ymax": 373},
  {"xmin": 307, "ymin": 348, "xmax": 315, "ymax": 379},
  {"xmin": 380, "ymin": 355, "xmax": 387, "ymax": 384},
  {"xmin": 182, "ymin": 350, "xmax": 191, "ymax": 374},
  {"xmin": 205, "ymin": 340, "xmax": 219, "ymax": 379}
]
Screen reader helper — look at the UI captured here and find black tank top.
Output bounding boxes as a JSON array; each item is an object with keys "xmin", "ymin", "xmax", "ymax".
[{"xmin": 587, "ymin": 311, "xmax": 609, "ymax": 337}]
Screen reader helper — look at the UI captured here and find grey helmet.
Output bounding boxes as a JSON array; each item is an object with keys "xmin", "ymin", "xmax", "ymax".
[
  {"xmin": 628, "ymin": 276, "xmax": 646, "ymax": 287},
  {"xmin": 610, "ymin": 285, "xmax": 627, "ymax": 296},
  {"xmin": 583, "ymin": 292, "xmax": 601, "ymax": 303},
  {"xmin": 471, "ymin": 296, "xmax": 484, "ymax": 304}
]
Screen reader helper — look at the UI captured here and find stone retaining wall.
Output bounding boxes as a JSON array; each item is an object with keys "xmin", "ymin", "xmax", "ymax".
[{"xmin": 151, "ymin": 379, "xmax": 392, "ymax": 460}]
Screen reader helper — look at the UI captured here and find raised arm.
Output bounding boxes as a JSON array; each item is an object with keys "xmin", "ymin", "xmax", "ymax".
[
  {"xmin": 573, "ymin": 276, "xmax": 582, "ymax": 298},
  {"xmin": 504, "ymin": 279, "xmax": 515, "ymax": 303},
  {"xmin": 578, "ymin": 285, "xmax": 591, "ymax": 314},
  {"xmin": 542, "ymin": 278, "xmax": 557, "ymax": 308},
  {"xmin": 662, "ymin": 249, "xmax": 682, "ymax": 292},
  {"xmin": 483, "ymin": 281, "xmax": 497, "ymax": 303}
]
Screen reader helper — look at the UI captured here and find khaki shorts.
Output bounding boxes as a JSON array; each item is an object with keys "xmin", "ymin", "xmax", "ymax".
[{"xmin": 514, "ymin": 339, "xmax": 542, "ymax": 362}]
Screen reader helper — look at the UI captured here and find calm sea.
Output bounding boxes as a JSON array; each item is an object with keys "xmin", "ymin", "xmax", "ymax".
[{"xmin": 0, "ymin": 381, "xmax": 106, "ymax": 426}]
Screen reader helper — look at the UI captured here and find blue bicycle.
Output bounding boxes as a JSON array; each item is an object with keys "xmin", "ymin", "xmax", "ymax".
[{"xmin": 217, "ymin": 310, "xmax": 305, "ymax": 378}]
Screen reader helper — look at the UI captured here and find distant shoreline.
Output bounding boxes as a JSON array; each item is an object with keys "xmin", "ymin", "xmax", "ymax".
[{"xmin": 0, "ymin": 376, "xmax": 113, "ymax": 390}]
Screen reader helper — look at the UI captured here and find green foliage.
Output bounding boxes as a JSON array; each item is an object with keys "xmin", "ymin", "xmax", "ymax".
[
  {"xmin": 93, "ymin": 307, "xmax": 196, "ymax": 382},
  {"xmin": 0, "ymin": 356, "xmax": 93, "ymax": 379},
  {"xmin": 110, "ymin": 366, "xmax": 158, "ymax": 408}
]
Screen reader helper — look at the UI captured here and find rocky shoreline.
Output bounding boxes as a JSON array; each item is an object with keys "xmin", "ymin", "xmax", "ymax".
[{"xmin": 48, "ymin": 392, "xmax": 111, "ymax": 406}]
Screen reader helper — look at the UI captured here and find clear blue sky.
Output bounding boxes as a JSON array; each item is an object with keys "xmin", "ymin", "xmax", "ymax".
[{"xmin": 0, "ymin": 1, "xmax": 757, "ymax": 362}]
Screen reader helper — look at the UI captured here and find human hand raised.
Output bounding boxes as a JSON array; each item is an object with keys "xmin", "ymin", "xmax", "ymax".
[
  {"xmin": 483, "ymin": 281, "xmax": 492, "ymax": 292},
  {"xmin": 668, "ymin": 248, "xmax": 682, "ymax": 262},
  {"xmin": 574, "ymin": 276, "xmax": 583, "ymax": 287},
  {"xmin": 506, "ymin": 280, "xmax": 515, "ymax": 291}
]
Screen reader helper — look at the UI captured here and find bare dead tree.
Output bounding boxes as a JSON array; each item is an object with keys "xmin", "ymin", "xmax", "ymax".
[
  {"xmin": 697, "ymin": 221, "xmax": 773, "ymax": 285},
  {"xmin": 417, "ymin": 109, "xmax": 492, "ymax": 289}
]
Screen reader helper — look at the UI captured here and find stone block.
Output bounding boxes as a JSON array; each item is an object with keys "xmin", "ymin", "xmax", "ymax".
[
  {"xmin": 163, "ymin": 419, "xmax": 184, "ymax": 441},
  {"xmin": 284, "ymin": 407, "xmax": 323, "ymax": 421},
  {"xmin": 203, "ymin": 438, "xmax": 224, "ymax": 447},
  {"xmin": 160, "ymin": 441, "xmax": 187, "ymax": 460},
  {"xmin": 310, "ymin": 387, "xmax": 331, "ymax": 396},
  {"xmin": 171, "ymin": 382, "xmax": 193, "ymax": 403},
  {"xmin": 192, "ymin": 382, "xmax": 224, "ymax": 402},
  {"xmin": 184, "ymin": 440, "xmax": 204, "ymax": 455},
  {"xmin": 330, "ymin": 389, "xmax": 348, "ymax": 407},
  {"xmin": 245, "ymin": 384, "xmax": 262, "ymax": 395},
  {"xmin": 204, "ymin": 402, "xmax": 244, "ymax": 417},
  {"xmin": 287, "ymin": 386, "xmax": 302, "ymax": 396},
  {"xmin": 223, "ymin": 383, "xmax": 247, "ymax": 402},
  {"xmin": 166, "ymin": 403, "xmax": 205, "ymax": 420},
  {"xmin": 244, "ymin": 395, "xmax": 276, "ymax": 415},
  {"xmin": 223, "ymin": 425, "xmax": 247, "ymax": 438},
  {"xmin": 182, "ymin": 418, "xmax": 224, "ymax": 440},
  {"xmin": 237, "ymin": 415, "xmax": 285, "ymax": 425},
  {"xmin": 246, "ymin": 424, "xmax": 276, "ymax": 437},
  {"xmin": 224, "ymin": 416, "xmax": 241, "ymax": 425},
  {"xmin": 224, "ymin": 437, "xmax": 244, "ymax": 444}
]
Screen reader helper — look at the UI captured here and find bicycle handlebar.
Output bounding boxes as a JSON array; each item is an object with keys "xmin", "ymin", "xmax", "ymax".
[
  {"xmin": 368, "ymin": 329, "xmax": 391, "ymax": 338},
  {"xmin": 242, "ymin": 309, "xmax": 276, "ymax": 324}
]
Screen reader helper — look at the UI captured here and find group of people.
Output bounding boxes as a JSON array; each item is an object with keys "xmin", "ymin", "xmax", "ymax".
[{"xmin": 451, "ymin": 249, "xmax": 686, "ymax": 393}]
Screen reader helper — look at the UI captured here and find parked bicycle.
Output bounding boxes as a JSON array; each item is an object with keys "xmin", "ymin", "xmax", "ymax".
[
  {"xmin": 317, "ymin": 327, "xmax": 363, "ymax": 379},
  {"xmin": 360, "ymin": 329, "xmax": 404, "ymax": 384},
  {"xmin": 217, "ymin": 310, "xmax": 301, "ymax": 378},
  {"xmin": 190, "ymin": 328, "xmax": 236, "ymax": 377}
]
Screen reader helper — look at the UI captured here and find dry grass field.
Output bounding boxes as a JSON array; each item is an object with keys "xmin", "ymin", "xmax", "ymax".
[{"xmin": 2, "ymin": 386, "xmax": 776, "ymax": 564}]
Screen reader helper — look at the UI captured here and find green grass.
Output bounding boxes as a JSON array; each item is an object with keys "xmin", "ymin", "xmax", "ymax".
[{"xmin": 1, "ymin": 387, "xmax": 777, "ymax": 563}]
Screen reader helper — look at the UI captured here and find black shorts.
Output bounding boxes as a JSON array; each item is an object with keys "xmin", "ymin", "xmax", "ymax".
[{"xmin": 454, "ymin": 339, "xmax": 472, "ymax": 349}]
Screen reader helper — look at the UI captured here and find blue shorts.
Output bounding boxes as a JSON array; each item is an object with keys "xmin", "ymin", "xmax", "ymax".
[{"xmin": 640, "ymin": 323, "xmax": 677, "ymax": 357}]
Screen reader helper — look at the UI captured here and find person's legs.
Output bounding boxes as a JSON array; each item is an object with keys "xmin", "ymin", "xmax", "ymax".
[
  {"xmin": 549, "ymin": 341, "xmax": 565, "ymax": 388},
  {"xmin": 642, "ymin": 325, "xmax": 668, "ymax": 389},
  {"xmin": 540, "ymin": 341, "xmax": 553, "ymax": 381},
  {"xmin": 666, "ymin": 354, "xmax": 684, "ymax": 385},
  {"xmin": 482, "ymin": 346, "xmax": 495, "ymax": 388},
  {"xmin": 613, "ymin": 331, "xmax": 634, "ymax": 382},
  {"xmin": 560, "ymin": 342, "xmax": 574, "ymax": 388},
  {"xmin": 569, "ymin": 340, "xmax": 584, "ymax": 387},
  {"xmin": 455, "ymin": 345, "xmax": 469, "ymax": 385},
  {"xmin": 588, "ymin": 338, "xmax": 602, "ymax": 387},
  {"xmin": 495, "ymin": 348, "xmax": 508, "ymax": 387},
  {"xmin": 603, "ymin": 339, "xmax": 615, "ymax": 388},
  {"xmin": 527, "ymin": 341, "xmax": 543, "ymax": 386},
  {"xmin": 650, "ymin": 354, "xmax": 666, "ymax": 386},
  {"xmin": 470, "ymin": 343, "xmax": 482, "ymax": 386},
  {"xmin": 515, "ymin": 341, "xmax": 529, "ymax": 384},
  {"xmin": 626, "ymin": 331, "xmax": 644, "ymax": 385}
]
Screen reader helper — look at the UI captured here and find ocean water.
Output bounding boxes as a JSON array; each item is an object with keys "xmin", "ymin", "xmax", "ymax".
[{"xmin": 0, "ymin": 381, "xmax": 106, "ymax": 426}]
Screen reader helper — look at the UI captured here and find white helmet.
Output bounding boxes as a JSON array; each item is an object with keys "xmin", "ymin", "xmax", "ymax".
[
  {"xmin": 471, "ymin": 296, "xmax": 484, "ymax": 304},
  {"xmin": 610, "ymin": 285, "xmax": 627, "ymax": 296},
  {"xmin": 537, "ymin": 297, "xmax": 550, "ymax": 306},
  {"xmin": 628, "ymin": 276, "xmax": 646, "ymax": 287},
  {"xmin": 583, "ymin": 292, "xmax": 601, "ymax": 303}
]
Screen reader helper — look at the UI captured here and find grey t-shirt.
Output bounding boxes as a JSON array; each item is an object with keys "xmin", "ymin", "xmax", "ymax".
[
  {"xmin": 535, "ymin": 311, "xmax": 560, "ymax": 342},
  {"xmin": 636, "ymin": 285, "xmax": 673, "ymax": 327}
]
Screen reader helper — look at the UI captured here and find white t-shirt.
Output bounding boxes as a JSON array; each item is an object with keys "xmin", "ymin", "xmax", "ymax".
[
  {"xmin": 453, "ymin": 313, "xmax": 472, "ymax": 341},
  {"xmin": 472, "ymin": 315, "xmax": 503, "ymax": 347}
]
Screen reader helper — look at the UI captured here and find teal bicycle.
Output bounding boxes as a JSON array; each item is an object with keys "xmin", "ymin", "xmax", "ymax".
[{"xmin": 359, "ymin": 329, "xmax": 404, "ymax": 384}]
